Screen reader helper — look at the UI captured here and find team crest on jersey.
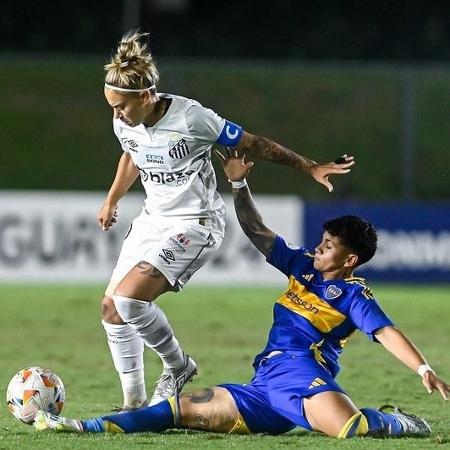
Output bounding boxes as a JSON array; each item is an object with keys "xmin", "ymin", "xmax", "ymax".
[
  {"xmin": 325, "ymin": 285, "xmax": 342, "ymax": 300},
  {"xmin": 168, "ymin": 138, "xmax": 190, "ymax": 159},
  {"xmin": 168, "ymin": 233, "xmax": 190, "ymax": 254}
]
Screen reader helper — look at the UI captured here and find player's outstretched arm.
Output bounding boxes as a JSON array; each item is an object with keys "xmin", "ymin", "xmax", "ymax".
[
  {"xmin": 375, "ymin": 325, "xmax": 450, "ymax": 400},
  {"xmin": 234, "ymin": 131, "xmax": 355, "ymax": 192},
  {"xmin": 215, "ymin": 149, "xmax": 276, "ymax": 257},
  {"xmin": 97, "ymin": 152, "xmax": 139, "ymax": 231}
]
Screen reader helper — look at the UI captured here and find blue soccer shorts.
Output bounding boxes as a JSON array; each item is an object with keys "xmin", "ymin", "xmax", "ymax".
[{"xmin": 220, "ymin": 351, "xmax": 345, "ymax": 434}]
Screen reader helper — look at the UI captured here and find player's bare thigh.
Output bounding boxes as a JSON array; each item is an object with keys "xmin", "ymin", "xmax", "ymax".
[
  {"xmin": 303, "ymin": 391, "xmax": 360, "ymax": 437},
  {"xmin": 179, "ymin": 387, "xmax": 239, "ymax": 433},
  {"xmin": 102, "ymin": 261, "xmax": 175, "ymax": 323},
  {"xmin": 114, "ymin": 261, "xmax": 174, "ymax": 300}
]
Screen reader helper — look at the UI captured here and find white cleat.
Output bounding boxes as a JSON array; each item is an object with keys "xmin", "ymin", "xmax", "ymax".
[
  {"xmin": 111, "ymin": 399, "xmax": 149, "ymax": 413},
  {"xmin": 150, "ymin": 353, "xmax": 197, "ymax": 406},
  {"xmin": 378, "ymin": 405, "xmax": 431, "ymax": 436},
  {"xmin": 33, "ymin": 410, "xmax": 84, "ymax": 433}
]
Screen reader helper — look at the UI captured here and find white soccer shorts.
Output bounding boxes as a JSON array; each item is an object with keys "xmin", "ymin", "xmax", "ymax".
[{"xmin": 105, "ymin": 209, "xmax": 225, "ymax": 297}]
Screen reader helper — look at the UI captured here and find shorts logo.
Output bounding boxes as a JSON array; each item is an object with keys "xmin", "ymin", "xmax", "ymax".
[
  {"xmin": 325, "ymin": 285, "xmax": 342, "ymax": 300},
  {"xmin": 159, "ymin": 249, "xmax": 175, "ymax": 264},
  {"xmin": 308, "ymin": 377, "xmax": 327, "ymax": 389},
  {"xmin": 168, "ymin": 139, "xmax": 190, "ymax": 159},
  {"xmin": 225, "ymin": 124, "xmax": 239, "ymax": 140},
  {"xmin": 168, "ymin": 233, "xmax": 190, "ymax": 254}
]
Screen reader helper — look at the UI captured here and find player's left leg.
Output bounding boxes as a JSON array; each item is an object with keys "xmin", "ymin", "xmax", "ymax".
[
  {"xmin": 303, "ymin": 391, "xmax": 365, "ymax": 437},
  {"xmin": 304, "ymin": 391, "xmax": 431, "ymax": 438},
  {"xmin": 179, "ymin": 387, "xmax": 248, "ymax": 433},
  {"xmin": 34, "ymin": 387, "xmax": 243, "ymax": 434}
]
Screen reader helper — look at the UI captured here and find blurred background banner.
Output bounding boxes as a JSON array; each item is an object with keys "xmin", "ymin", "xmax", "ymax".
[
  {"xmin": 304, "ymin": 203, "xmax": 450, "ymax": 282},
  {"xmin": 0, "ymin": 0, "xmax": 449, "ymax": 283},
  {"xmin": 2, "ymin": 191, "xmax": 450, "ymax": 284},
  {"xmin": 0, "ymin": 192, "xmax": 301, "ymax": 284}
]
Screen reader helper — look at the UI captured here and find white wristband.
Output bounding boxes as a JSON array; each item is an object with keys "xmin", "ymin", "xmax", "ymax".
[
  {"xmin": 230, "ymin": 179, "xmax": 247, "ymax": 189},
  {"xmin": 417, "ymin": 364, "xmax": 435, "ymax": 377}
]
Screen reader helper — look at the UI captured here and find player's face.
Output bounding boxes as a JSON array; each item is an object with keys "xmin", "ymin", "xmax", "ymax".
[
  {"xmin": 313, "ymin": 231, "xmax": 355, "ymax": 278},
  {"xmin": 104, "ymin": 88, "xmax": 154, "ymax": 127}
]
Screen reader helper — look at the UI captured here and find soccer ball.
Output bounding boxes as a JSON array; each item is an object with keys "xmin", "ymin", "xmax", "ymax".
[{"xmin": 6, "ymin": 367, "xmax": 65, "ymax": 424}]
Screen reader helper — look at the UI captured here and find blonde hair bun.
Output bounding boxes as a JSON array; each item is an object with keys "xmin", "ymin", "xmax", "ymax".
[{"xmin": 105, "ymin": 30, "xmax": 159, "ymax": 91}]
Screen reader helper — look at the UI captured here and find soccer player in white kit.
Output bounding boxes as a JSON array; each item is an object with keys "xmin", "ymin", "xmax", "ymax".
[{"xmin": 98, "ymin": 30, "xmax": 355, "ymax": 410}]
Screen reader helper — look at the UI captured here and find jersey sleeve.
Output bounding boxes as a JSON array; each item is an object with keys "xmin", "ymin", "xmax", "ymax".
[
  {"xmin": 185, "ymin": 103, "xmax": 243, "ymax": 146},
  {"xmin": 113, "ymin": 119, "xmax": 129, "ymax": 153},
  {"xmin": 349, "ymin": 290, "xmax": 394, "ymax": 342},
  {"xmin": 266, "ymin": 235, "xmax": 314, "ymax": 278}
]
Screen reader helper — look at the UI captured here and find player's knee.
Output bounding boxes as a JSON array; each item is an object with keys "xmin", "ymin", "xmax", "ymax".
[
  {"xmin": 101, "ymin": 296, "xmax": 125, "ymax": 324},
  {"xmin": 337, "ymin": 412, "xmax": 369, "ymax": 439}
]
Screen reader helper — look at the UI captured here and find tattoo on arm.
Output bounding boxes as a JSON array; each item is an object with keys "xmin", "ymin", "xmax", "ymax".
[
  {"xmin": 233, "ymin": 187, "xmax": 275, "ymax": 257},
  {"xmin": 241, "ymin": 135, "xmax": 315, "ymax": 172}
]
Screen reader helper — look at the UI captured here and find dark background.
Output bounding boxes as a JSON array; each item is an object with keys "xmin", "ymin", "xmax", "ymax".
[
  {"xmin": 1, "ymin": 1, "xmax": 449, "ymax": 200},
  {"xmin": 2, "ymin": 1, "xmax": 449, "ymax": 60}
]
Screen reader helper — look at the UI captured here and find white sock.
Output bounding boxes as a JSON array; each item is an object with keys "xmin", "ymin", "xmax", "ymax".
[
  {"xmin": 113, "ymin": 295, "xmax": 185, "ymax": 371},
  {"xmin": 102, "ymin": 320, "xmax": 147, "ymax": 407},
  {"xmin": 118, "ymin": 370, "xmax": 147, "ymax": 408}
]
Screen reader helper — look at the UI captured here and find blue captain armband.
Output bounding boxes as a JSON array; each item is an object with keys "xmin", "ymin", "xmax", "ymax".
[{"xmin": 217, "ymin": 120, "xmax": 243, "ymax": 146}]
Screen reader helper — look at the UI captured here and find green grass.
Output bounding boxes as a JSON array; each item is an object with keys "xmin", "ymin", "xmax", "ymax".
[{"xmin": 0, "ymin": 284, "xmax": 449, "ymax": 449}]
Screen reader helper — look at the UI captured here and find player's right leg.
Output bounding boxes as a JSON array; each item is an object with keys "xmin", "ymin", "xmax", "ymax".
[
  {"xmin": 34, "ymin": 387, "xmax": 243, "ymax": 434},
  {"xmin": 101, "ymin": 294, "xmax": 147, "ymax": 410},
  {"xmin": 101, "ymin": 211, "xmax": 195, "ymax": 410},
  {"xmin": 303, "ymin": 391, "xmax": 431, "ymax": 438}
]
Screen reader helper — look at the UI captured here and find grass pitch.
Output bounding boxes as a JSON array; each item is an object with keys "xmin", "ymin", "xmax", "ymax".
[{"xmin": 0, "ymin": 284, "xmax": 449, "ymax": 449}]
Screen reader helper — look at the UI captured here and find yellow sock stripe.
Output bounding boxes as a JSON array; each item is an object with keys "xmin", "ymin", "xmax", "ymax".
[
  {"xmin": 338, "ymin": 412, "xmax": 369, "ymax": 438},
  {"xmin": 167, "ymin": 395, "xmax": 180, "ymax": 426},
  {"xmin": 168, "ymin": 396, "xmax": 177, "ymax": 416},
  {"xmin": 102, "ymin": 420, "xmax": 125, "ymax": 433},
  {"xmin": 228, "ymin": 413, "xmax": 251, "ymax": 435}
]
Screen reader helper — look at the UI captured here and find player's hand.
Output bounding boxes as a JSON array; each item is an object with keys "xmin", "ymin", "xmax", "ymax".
[
  {"xmin": 422, "ymin": 371, "xmax": 450, "ymax": 400},
  {"xmin": 215, "ymin": 147, "xmax": 254, "ymax": 181},
  {"xmin": 97, "ymin": 202, "xmax": 119, "ymax": 231},
  {"xmin": 310, "ymin": 154, "xmax": 355, "ymax": 192}
]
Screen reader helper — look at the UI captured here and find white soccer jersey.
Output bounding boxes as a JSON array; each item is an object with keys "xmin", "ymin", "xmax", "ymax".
[{"xmin": 113, "ymin": 93, "xmax": 242, "ymax": 219}]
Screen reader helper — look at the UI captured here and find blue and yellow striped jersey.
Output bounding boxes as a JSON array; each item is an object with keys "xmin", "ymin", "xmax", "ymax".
[{"xmin": 253, "ymin": 235, "xmax": 393, "ymax": 377}]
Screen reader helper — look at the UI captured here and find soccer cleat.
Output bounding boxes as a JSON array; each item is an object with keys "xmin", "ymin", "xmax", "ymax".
[
  {"xmin": 33, "ymin": 410, "xmax": 84, "ymax": 433},
  {"xmin": 150, "ymin": 353, "xmax": 197, "ymax": 406},
  {"xmin": 378, "ymin": 404, "xmax": 431, "ymax": 436},
  {"xmin": 111, "ymin": 399, "xmax": 149, "ymax": 413}
]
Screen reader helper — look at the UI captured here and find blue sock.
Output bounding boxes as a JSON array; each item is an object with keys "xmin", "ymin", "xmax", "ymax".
[
  {"xmin": 82, "ymin": 400, "xmax": 175, "ymax": 433},
  {"xmin": 360, "ymin": 408, "xmax": 403, "ymax": 436}
]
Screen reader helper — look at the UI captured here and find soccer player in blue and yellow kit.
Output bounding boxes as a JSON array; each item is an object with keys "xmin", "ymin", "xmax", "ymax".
[{"xmin": 35, "ymin": 152, "xmax": 449, "ymax": 438}]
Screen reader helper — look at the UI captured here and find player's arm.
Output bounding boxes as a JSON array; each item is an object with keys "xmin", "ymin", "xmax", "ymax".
[
  {"xmin": 234, "ymin": 131, "xmax": 355, "ymax": 192},
  {"xmin": 97, "ymin": 152, "xmax": 139, "ymax": 230},
  {"xmin": 215, "ymin": 149, "xmax": 276, "ymax": 257},
  {"xmin": 375, "ymin": 325, "xmax": 450, "ymax": 400}
]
